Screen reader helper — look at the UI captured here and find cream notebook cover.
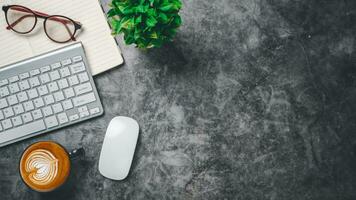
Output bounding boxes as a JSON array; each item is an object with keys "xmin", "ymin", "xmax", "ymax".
[{"xmin": 0, "ymin": 0, "xmax": 123, "ymax": 75}]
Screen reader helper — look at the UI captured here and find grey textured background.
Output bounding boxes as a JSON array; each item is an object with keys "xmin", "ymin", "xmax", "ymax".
[{"xmin": 1, "ymin": 0, "xmax": 356, "ymax": 199}]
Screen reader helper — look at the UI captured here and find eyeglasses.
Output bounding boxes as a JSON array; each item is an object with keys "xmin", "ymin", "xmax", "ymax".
[{"xmin": 2, "ymin": 5, "xmax": 82, "ymax": 43}]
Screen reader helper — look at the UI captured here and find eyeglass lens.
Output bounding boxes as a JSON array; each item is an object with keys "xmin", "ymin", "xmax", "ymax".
[
  {"xmin": 45, "ymin": 16, "xmax": 76, "ymax": 43},
  {"xmin": 6, "ymin": 6, "xmax": 36, "ymax": 33}
]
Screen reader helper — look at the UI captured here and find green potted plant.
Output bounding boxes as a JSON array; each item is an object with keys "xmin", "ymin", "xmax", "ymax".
[{"xmin": 108, "ymin": 0, "xmax": 182, "ymax": 49}]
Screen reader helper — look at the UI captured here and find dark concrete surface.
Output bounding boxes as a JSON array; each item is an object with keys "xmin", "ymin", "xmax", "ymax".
[{"xmin": 1, "ymin": 0, "xmax": 356, "ymax": 199}]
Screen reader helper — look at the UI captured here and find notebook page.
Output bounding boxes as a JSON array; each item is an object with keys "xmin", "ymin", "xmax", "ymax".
[{"xmin": 0, "ymin": 0, "xmax": 123, "ymax": 75}]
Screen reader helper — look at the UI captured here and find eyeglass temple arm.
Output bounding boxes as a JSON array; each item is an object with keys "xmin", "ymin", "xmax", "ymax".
[{"xmin": 7, "ymin": 7, "xmax": 80, "ymax": 41}]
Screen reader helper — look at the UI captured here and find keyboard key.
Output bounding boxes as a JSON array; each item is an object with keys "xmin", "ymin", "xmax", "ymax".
[
  {"xmin": 60, "ymin": 67, "xmax": 71, "ymax": 77},
  {"xmin": 19, "ymin": 80, "xmax": 30, "ymax": 90},
  {"xmin": 0, "ymin": 99, "xmax": 8, "ymax": 109},
  {"xmin": 32, "ymin": 109, "xmax": 43, "ymax": 120},
  {"xmin": 38, "ymin": 85, "xmax": 49, "ymax": 96},
  {"xmin": 48, "ymin": 82, "xmax": 59, "ymax": 92},
  {"xmin": 64, "ymin": 88, "xmax": 75, "ymax": 98},
  {"xmin": 11, "ymin": 116, "xmax": 23, "ymax": 127},
  {"xmin": 50, "ymin": 70, "xmax": 61, "ymax": 81},
  {"xmin": 74, "ymin": 82, "xmax": 92, "ymax": 95},
  {"xmin": 0, "ymin": 87, "xmax": 10, "ymax": 97},
  {"xmin": 13, "ymin": 104, "xmax": 24, "ymax": 115},
  {"xmin": 45, "ymin": 116, "xmax": 58, "ymax": 128},
  {"xmin": 7, "ymin": 95, "xmax": 18, "ymax": 105},
  {"xmin": 79, "ymin": 106, "xmax": 88, "ymax": 112},
  {"xmin": 24, "ymin": 101, "xmax": 35, "ymax": 112},
  {"xmin": 68, "ymin": 75, "xmax": 79, "ymax": 86},
  {"xmin": 78, "ymin": 106, "xmax": 88, "ymax": 113},
  {"xmin": 0, "ymin": 79, "xmax": 8, "ymax": 86},
  {"xmin": 40, "ymin": 74, "xmax": 51, "ymax": 84},
  {"xmin": 0, "ymin": 111, "xmax": 4, "ymax": 120},
  {"xmin": 70, "ymin": 62, "xmax": 85, "ymax": 74},
  {"xmin": 0, "ymin": 120, "xmax": 46, "ymax": 142},
  {"xmin": 3, "ymin": 107, "xmax": 14, "ymax": 118},
  {"xmin": 42, "ymin": 106, "xmax": 53, "ymax": 116},
  {"xmin": 2, "ymin": 119, "xmax": 12, "ymax": 130},
  {"xmin": 57, "ymin": 113, "xmax": 68, "ymax": 124},
  {"xmin": 61, "ymin": 59, "xmax": 72, "ymax": 66},
  {"xmin": 80, "ymin": 110, "xmax": 90, "ymax": 118},
  {"xmin": 34, "ymin": 97, "xmax": 45, "ymax": 108},
  {"xmin": 22, "ymin": 113, "xmax": 33, "ymax": 123},
  {"xmin": 40, "ymin": 66, "xmax": 51, "ymax": 73},
  {"xmin": 19, "ymin": 72, "xmax": 30, "ymax": 79},
  {"xmin": 54, "ymin": 91, "xmax": 65, "ymax": 102},
  {"xmin": 78, "ymin": 72, "xmax": 89, "ymax": 83},
  {"xmin": 9, "ymin": 83, "xmax": 20, "ymax": 93},
  {"xmin": 62, "ymin": 100, "xmax": 73, "ymax": 110},
  {"xmin": 69, "ymin": 114, "xmax": 79, "ymax": 121},
  {"xmin": 30, "ymin": 69, "xmax": 40, "ymax": 76},
  {"xmin": 44, "ymin": 94, "xmax": 55, "ymax": 105},
  {"xmin": 90, "ymin": 107, "xmax": 100, "ymax": 115},
  {"xmin": 17, "ymin": 92, "xmax": 28, "ymax": 102},
  {"xmin": 8, "ymin": 76, "xmax": 19, "ymax": 83},
  {"xmin": 52, "ymin": 103, "xmax": 63, "ymax": 113},
  {"xmin": 72, "ymin": 56, "xmax": 82, "ymax": 62},
  {"xmin": 29, "ymin": 77, "xmax": 40, "ymax": 87},
  {"xmin": 73, "ymin": 92, "xmax": 96, "ymax": 107},
  {"xmin": 58, "ymin": 79, "xmax": 69, "ymax": 89},
  {"xmin": 27, "ymin": 89, "xmax": 38, "ymax": 99},
  {"xmin": 51, "ymin": 62, "xmax": 61, "ymax": 69}
]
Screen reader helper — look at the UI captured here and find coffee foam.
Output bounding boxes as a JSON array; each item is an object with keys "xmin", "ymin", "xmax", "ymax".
[
  {"xmin": 20, "ymin": 141, "xmax": 71, "ymax": 192},
  {"xmin": 25, "ymin": 149, "xmax": 58, "ymax": 186}
]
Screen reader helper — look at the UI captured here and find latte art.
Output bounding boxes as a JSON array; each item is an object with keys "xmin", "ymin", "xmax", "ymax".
[{"xmin": 25, "ymin": 149, "xmax": 58, "ymax": 185}]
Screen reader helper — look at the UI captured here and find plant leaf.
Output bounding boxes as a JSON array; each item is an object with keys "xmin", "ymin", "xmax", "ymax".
[
  {"xmin": 146, "ymin": 16, "xmax": 157, "ymax": 27},
  {"xmin": 134, "ymin": 28, "xmax": 142, "ymax": 40},
  {"xmin": 135, "ymin": 15, "xmax": 142, "ymax": 25},
  {"xmin": 110, "ymin": 18, "xmax": 119, "ymax": 34},
  {"xmin": 118, "ymin": 5, "xmax": 134, "ymax": 15},
  {"xmin": 147, "ymin": 8, "xmax": 157, "ymax": 17},
  {"xmin": 174, "ymin": 15, "xmax": 182, "ymax": 26},
  {"xmin": 159, "ymin": 4, "xmax": 173, "ymax": 12},
  {"xmin": 107, "ymin": 9, "xmax": 117, "ymax": 17},
  {"xmin": 149, "ymin": 31, "xmax": 158, "ymax": 39},
  {"xmin": 124, "ymin": 31, "xmax": 135, "ymax": 44},
  {"xmin": 120, "ymin": 17, "xmax": 133, "ymax": 30},
  {"xmin": 158, "ymin": 12, "xmax": 169, "ymax": 23},
  {"xmin": 135, "ymin": 4, "xmax": 148, "ymax": 13},
  {"xmin": 172, "ymin": 0, "xmax": 182, "ymax": 9}
]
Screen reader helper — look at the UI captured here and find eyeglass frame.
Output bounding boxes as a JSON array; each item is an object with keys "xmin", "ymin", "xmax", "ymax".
[{"xmin": 2, "ymin": 5, "xmax": 82, "ymax": 43}]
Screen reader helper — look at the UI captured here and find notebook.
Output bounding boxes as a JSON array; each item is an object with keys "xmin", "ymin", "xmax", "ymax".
[{"xmin": 0, "ymin": 0, "xmax": 123, "ymax": 75}]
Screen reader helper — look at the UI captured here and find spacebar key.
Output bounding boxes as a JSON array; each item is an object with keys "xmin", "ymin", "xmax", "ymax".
[
  {"xmin": 0, "ymin": 120, "xmax": 46, "ymax": 144},
  {"xmin": 73, "ymin": 92, "xmax": 96, "ymax": 106}
]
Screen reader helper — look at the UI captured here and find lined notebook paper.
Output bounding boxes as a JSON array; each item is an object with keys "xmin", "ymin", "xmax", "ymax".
[{"xmin": 0, "ymin": 0, "xmax": 123, "ymax": 75}]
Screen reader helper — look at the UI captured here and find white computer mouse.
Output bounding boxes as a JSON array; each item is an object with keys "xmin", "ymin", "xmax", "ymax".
[{"xmin": 99, "ymin": 116, "xmax": 139, "ymax": 180}]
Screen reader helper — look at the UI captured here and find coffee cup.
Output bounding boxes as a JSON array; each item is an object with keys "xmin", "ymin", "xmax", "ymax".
[{"xmin": 19, "ymin": 141, "xmax": 84, "ymax": 192}]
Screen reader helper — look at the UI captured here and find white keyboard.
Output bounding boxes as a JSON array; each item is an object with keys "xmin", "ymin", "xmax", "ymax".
[{"xmin": 0, "ymin": 43, "xmax": 103, "ymax": 147}]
